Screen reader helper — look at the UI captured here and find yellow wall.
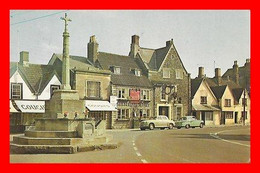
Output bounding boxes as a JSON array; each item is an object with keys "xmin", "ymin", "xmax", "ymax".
[{"xmin": 192, "ymin": 81, "xmax": 218, "ymax": 106}]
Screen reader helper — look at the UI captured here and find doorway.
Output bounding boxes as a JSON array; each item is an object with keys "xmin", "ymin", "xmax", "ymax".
[
  {"xmin": 220, "ymin": 113, "xmax": 225, "ymax": 125},
  {"xmin": 234, "ymin": 112, "xmax": 238, "ymax": 124},
  {"xmin": 159, "ymin": 106, "xmax": 169, "ymax": 118},
  {"xmin": 201, "ymin": 112, "xmax": 206, "ymax": 125}
]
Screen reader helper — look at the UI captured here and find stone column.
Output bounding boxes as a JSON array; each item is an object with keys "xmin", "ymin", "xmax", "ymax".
[{"xmin": 61, "ymin": 13, "xmax": 72, "ymax": 90}]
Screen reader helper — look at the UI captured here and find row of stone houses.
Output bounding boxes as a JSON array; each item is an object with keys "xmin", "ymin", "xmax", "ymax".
[
  {"xmin": 10, "ymin": 33, "xmax": 250, "ymax": 132},
  {"xmin": 10, "ymin": 34, "xmax": 191, "ymax": 132},
  {"xmin": 192, "ymin": 61, "xmax": 250, "ymax": 126}
]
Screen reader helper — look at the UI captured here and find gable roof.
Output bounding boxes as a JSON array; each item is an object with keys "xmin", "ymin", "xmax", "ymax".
[
  {"xmin": 210, "ymin": 85, "xmax": 227, "ymax": 99},
  {"xmin": 10, "ymin": 62, "xmax": 60, "ymax": 95},
  {"xmin": 49, "ymin": 53, "xmax": 110, "ymax": 75},
  {"xmin": 232, "ymin": 88, "xmax": 244, "ymax": 103},
  {"xmin": 205, "ymin": 77, "xmax": 241, "ymax": 90},
  {"xmin": 138, "ymin": 46, "xmax": 170, "ymax": 71},
  {"xmin": 97, "ymin": 52, "xmax": 152, "ymax": 88},
  {"xmin": 191, "ymin": 78, "xmax": 203, "ymax": 98}
]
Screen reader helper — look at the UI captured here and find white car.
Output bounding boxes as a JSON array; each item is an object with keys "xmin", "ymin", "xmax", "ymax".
[{"xmin": 140, "ymin": 115, "xmax": 175, "ymax": 130}]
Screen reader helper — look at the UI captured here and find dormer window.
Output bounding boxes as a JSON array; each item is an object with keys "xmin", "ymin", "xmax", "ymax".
[
  {"xmin": 130, "ymin": 68, "xmax": 141, "ymax": 76},
  {"xmin": 110, "ymin": 66, "xmax": 121, "ymax": 74}
]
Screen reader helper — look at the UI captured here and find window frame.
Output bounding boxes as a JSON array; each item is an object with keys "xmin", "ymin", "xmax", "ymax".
[
  {"xmin": 162, "ymin": 68, "xmax": 171, "ymax": 78},
  {"xmin": 175, "ymin": 69, "xmax": 183, "ymax": 79},
  {"xmin": 86, "ymin": 81, "xmax": 101, "ymax": 98},
  {"xmin": 11, "ymin": 83, "xmax": 23, "ymax": 100},
  {"xmin": 224, "ymin": 99, "xmax": 232, "ymax": 107},
  {"xmin": 200, "ymin": 96, "xmax": 207, "ymax": 104}
]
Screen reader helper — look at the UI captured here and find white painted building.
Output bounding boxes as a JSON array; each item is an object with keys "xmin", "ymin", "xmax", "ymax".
[{"xmin": 10, "ymin": 51, "xmax": 61, "ymax": 133}]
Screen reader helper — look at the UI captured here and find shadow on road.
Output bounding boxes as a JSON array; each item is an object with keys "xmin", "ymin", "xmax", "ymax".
[{"xmin": 170, "ymin": 133, "xmax": 250, "ymax": 142}]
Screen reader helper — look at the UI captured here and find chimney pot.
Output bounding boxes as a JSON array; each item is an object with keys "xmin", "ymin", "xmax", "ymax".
[
  {"xmin": 198, "ymin": 67, "xmax": 204, "ymax": 78},
  {"xmin": 131, "ymin": 35, "xmax": 139, "ymax": 45},
  {"xmin": 19, "ymin": 51, "xmax": 29, "ymax": 66},
  {"xmin": 215, "ymin": 68, "xmax": 221, "ymax": 78},
  {"xmin": 166, "ymin": 39, "xmax": 173, "ymax": 47}
]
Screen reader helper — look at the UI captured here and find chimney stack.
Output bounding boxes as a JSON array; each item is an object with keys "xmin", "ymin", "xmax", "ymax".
[
  {"xmin": 129, "ymin": 35, "xmax": 140, "ymax": 58},
  {"xmin": 215, "ymin": 68, "xmax": 222, "ymax": 85},
  {"xmin": 19, "ymin": 51, "xmax": 29, "ymax": 66},
  {"xmin": 198, "ymin": 67, "xmax": 205, "ymax": 78},
  {"xmin": 87, "ymin": 35, "xmax": 99, "ymax": 64},
  {"xmin": 166, "ymin": 39, "xmax": 173, "ymax": 47},
  {"xmin": 233, "ymin": 60, "xmax": 239, "ymax": 84},
  {"xmin": 245, "ymin": 58, "xmax": 250, "ymax": 66}
]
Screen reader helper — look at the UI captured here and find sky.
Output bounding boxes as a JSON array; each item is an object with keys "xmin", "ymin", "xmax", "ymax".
[{"xmin": 10, "ymin": 10, "xmax": 250, "ymax": 78}]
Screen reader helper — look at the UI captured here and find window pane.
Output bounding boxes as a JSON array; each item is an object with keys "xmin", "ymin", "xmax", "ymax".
[
  {"xmin": 87, "ymin": 81, "xmax": 100, "ymax": 98},
  {"xmin": 12, "ymin": 84, "xmax": 22, "ymax": 99}
]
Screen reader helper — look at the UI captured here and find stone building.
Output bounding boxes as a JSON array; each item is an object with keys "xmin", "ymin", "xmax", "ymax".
[
  {"xmin": 87, "ymin": 35, "xmax": 153, "ymax": 129},
  {"xmin": 129, "ymin": 35, "xmax": 191, "ymax": 121},
  {"xmin": 222, "ymin": 59, "xmax": 250, "ymax": 94},
  {"xmin": 48, "ymin": 53, "xmax": 116, "ymax": 129},
  {"xmin": 192, "ymin": 66, "xmax": 250, "ymax": 125}
]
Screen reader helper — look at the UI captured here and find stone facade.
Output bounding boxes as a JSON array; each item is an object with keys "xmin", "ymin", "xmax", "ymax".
[{"xmin": 148, "ymin": 47, "xmax": 191, "ymax": 120}]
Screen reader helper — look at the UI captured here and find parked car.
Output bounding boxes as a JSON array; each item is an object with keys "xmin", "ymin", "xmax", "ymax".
[
  {"xmin": 140, "ymin": 115, "xmax": 175, "ymax": 130},
  {"xmin": 175, "ymin": 116, "xmax": 204, "ymax": 129}
]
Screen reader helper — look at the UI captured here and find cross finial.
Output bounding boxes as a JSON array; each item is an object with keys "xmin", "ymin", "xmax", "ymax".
[{"xmin": 61, "ymin": 13, "xmax": 72, "ymax": 32}]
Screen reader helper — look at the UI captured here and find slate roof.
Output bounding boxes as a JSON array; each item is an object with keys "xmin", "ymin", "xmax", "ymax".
[
  {"xmin": 49, "ymin": 54, "xmax": 109, "ymax": 73},
  {"xmin": 204, "ymin": 77, "xmax": 241, "ymax": 89},
  {"xmin": 97, "ymin": 52, "xmax": 152, "ymax": 88},
  {"xmin": 232, "ymin": 88, "xmax": 244, "ymax": 103},
  {"xmin": 191, "ymin": 78, "xmax": 203, "ymax": 98},
  {"xmin": 10, "ymin": 62, "xmax": 60, "ymax": 95},
  {"xmin": 139, "ymin": 46, "xmax": 170, "ymax": 71},
  {"xmin": 210, "ymin": 85, "xmax": 227, "ymax": 99},
  {"xmin": 222, "ymin": 63, "xmax": 250, "ymax": 93}
]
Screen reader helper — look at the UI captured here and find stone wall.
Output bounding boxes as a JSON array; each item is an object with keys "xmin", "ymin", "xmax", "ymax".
[{"xmin": 149, "ymin": 47, "xmax": 191, "ymax": 119}]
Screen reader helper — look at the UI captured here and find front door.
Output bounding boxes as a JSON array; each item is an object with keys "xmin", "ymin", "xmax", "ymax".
[
  {"xmin": 220, "ymin": 112, "xmax": 225, "ymax": 125},
  {"xmin": 201, "ymin": 112, "xmax": 206, "ymax": 125},
  {"xmin": 159, "ymin": 106, "xmax": 169, "ymax": 118},
  {"xmin": 234, "ymin": 112, "xmax": 238, "ymax": 124}
]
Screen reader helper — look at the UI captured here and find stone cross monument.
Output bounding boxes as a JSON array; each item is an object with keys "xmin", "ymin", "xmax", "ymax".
[{"xmin": 61, "ymin": 13, "xmax": 72, "ymax": 90}]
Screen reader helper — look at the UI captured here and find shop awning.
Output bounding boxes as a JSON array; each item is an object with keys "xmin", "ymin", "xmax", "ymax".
[
  {"xmin": 192, "ymin": 104, "xmax": 220, "ymax": 111},
  {"xmin": 13, "ymin": 100, "xmax": 45, "ymax": 113},
  {"xmin": 85, "ymin": 100, "xmax": 117, "ymax": 111}
]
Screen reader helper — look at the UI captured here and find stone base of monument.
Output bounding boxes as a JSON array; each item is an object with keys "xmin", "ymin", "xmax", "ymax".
[
  {"xmin": 10, "ymin": 90, "xmax": 117, "ymax": 154},
  {"xmin": 10, "ymin": 118, "xmax": 116, "ymax": 154}
]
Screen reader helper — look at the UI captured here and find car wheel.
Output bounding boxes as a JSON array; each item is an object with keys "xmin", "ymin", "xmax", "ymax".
[
  {"xmin": 200, "ymin": 123, "xmax": 204, "ymax": 128},
  {"xmin": 185, "ymin": 124, "xmax": 190, "ymax": 129},
  {"xmin": 149, "ymin": 123, "xmax": 155, "ymax": 130},
  {"xmin": 169, "ymin": 123, "xmax": 174, "ymax": 129}
]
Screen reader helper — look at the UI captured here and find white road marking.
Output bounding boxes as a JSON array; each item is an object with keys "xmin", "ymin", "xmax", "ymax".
[
  {"xmin": 133, "ymin": 142, "xmax": 135, "ymax": 146},
  {"xmin": 210, "ymin": 129, "xmax": 250, "ymax": 148},
  {"xmin": 136, "ymin": 152, "xmax": 142, "ymax": 157},
  {"xmin": 133, "ymin": 147, "xmax": 138, "ymax": 151},
  {"xmin": 141, "ymin": 159, "xmax": 148, "ymax": 163}
]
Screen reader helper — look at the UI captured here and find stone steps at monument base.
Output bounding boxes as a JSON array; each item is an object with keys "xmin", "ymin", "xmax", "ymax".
[
  {"xmin": 13, "ymin": 135, "xmax": 84, "ymax": 146},
  {"xmin": 10, "ymin": 142, "xmax": 118, "ymax": 154},
  {"xmin": 10, "ymin": 143, "xmax": 77, "ymax": 154},
  {"xmin": 25, "ymin": 130, "xmax": 78, "ymax": 138}
]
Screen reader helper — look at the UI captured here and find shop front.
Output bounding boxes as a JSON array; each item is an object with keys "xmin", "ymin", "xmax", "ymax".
[
  {"xmin": 10, "ymin": 100, "xmax": 45, "ymax": 133},
  {"xmin": 85, "ymin": 100, "xmax": 117, "ymax": 129}
]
